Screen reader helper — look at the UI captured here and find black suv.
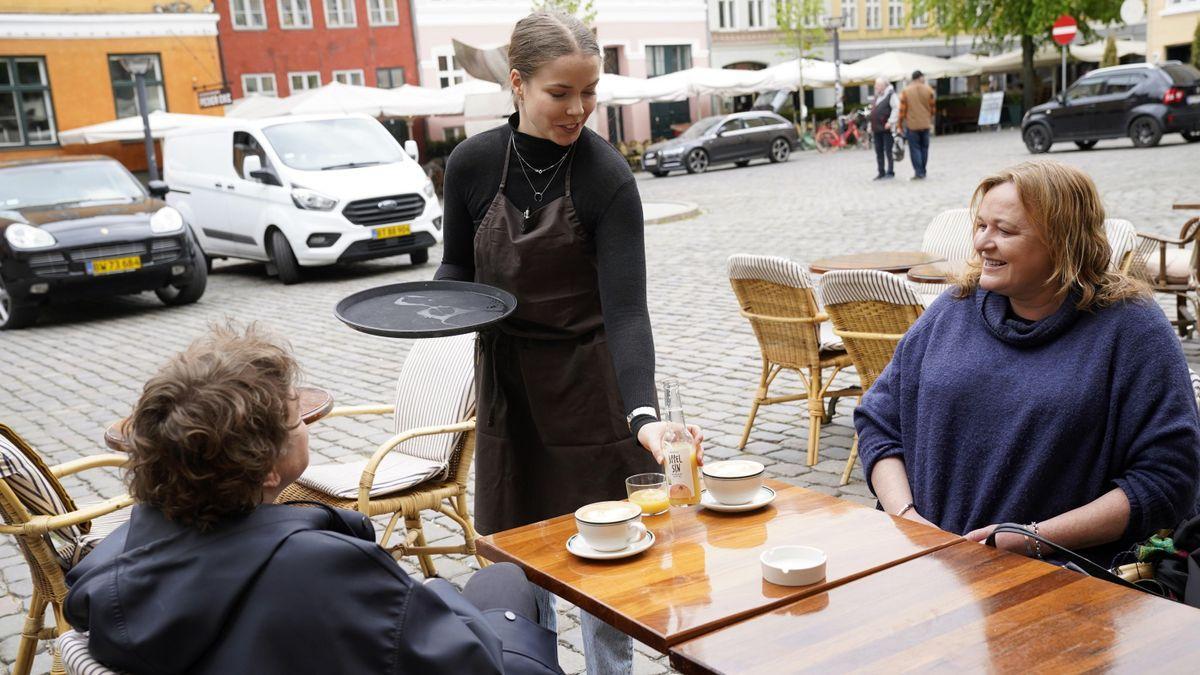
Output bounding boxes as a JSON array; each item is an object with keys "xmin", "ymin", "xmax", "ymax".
[
  {"xmin": 0, "ymin": 156, "xmax": 207, "ymax": 329},
  {"xmin": 1022, "ymin": 61, "xmax": 1200, "ymax": 153}
]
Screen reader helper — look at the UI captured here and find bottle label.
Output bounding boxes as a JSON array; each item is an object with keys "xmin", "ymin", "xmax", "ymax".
[{"xmin": 665, "ymin": 441, "xmax": 698, "ymax": 500}]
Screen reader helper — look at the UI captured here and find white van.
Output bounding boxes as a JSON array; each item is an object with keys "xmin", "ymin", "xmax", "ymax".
[{"xmin": 164, "ymin": 114, "xmax": 442, "ymax": 284}]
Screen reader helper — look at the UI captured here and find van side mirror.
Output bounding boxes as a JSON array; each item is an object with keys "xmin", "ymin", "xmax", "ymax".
[
  {"xmin": 242, "ymin": 154, "xmax": 263, "ymax": 178},
  {"xmin": 250, "ymin": 168, "xmax": 282, "ymax": 186},
  {"xmin": 147, "ymin": 180, "xmax": 169, "ymax": 198},
  {"xmin": 404, "ymin": 139, "xmax": 419, "ymax": 162}
]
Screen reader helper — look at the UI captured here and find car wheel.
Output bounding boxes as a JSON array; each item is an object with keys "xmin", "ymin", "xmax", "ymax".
[
  {"xmin": 204, "ymin": 255, "xmax": 214, "ymax": 274},
  {"xmin": 1129, "ymin": 117, "xmax": 1163, "ymax": 148},
  {"xmin": 1074, "ymin": 140, "xmax": 1098, "ymax": 150},
  {"xmin": 1022, "ymin": 124, "xmax": 1052, "ymax": 154},
  {"xmin": 684, "ymin": 149, "xmax": 708, "ymax": 174},
  {"xmin": 734, "ymin": 160, "xmax": 751, "ymax": 168},
  {"xmin": 0, "ymin": 276, "xmax": 38, "ymax": 330},
  {"xmin": 769, "ymin": 138, "xmax": 791, "ymax": 163},
  {"xmin": 269, "ymin": 229, "xmax": 303, "ymax": 285},
  {"xmin": 410, "ymin": 248, "xmax": 430, "ymax": 265},
  {"xmin": 1182, "ymin": 130, "xmax": 1200, "ymax": 143},
  {"xmin": 155, "ymin": 248, "xmax": 208, "ymax": 306},
  {"xmin": 650, "ymin": 170, "xmax": 668, "ymax": 177}
]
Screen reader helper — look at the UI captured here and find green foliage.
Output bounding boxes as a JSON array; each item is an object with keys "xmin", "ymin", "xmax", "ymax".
[
  {"xmin": 1192, "ymin": 20, "xmax": 1200, "ymax": 70},
  {"xmin": 774, "ymin": 0, "xmax": 827, "ymax": 57},
  {"xmin": 531, "ymin": 0, "xmax": 597, "ymax": 25},
  {"xmin": 1100, "ymin": 33, "xmax": 1118, "ymax": 68},
  {"xmin": 909, "ymin": 0, "xmax": 1121, "ymax": 50}
]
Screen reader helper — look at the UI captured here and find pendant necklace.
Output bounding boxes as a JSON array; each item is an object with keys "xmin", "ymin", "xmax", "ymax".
[{"xmin": 511, "ymin": 134, "xmax": 573, "ymax": 220}]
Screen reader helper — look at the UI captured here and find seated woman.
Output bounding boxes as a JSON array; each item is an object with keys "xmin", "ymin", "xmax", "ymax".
[
  {"xmin": 856, "ymin": 160, "xmax": 1200, "ymax": 566},
  {"xmin": 65, "ymin": 324, "xmax": 562, "ymax": 674}
]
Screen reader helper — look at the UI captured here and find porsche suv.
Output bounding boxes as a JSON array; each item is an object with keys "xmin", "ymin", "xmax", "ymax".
[{"xmin": 0, "ymin": 156, "xmax": 207, "ymax": 329}]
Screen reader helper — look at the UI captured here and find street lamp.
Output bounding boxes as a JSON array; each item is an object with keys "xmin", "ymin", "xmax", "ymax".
[
  {"xmin": 116, "ymin": 56, "xmax": 159, "ymax": 182},
  {"xmin": 822, "ymin": 15, "xmax": 845, "ymax": 122}
]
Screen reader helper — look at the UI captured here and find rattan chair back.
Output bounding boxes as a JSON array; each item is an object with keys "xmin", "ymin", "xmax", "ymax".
[
  {"xmin": 728, "ymin": 254, "xmax": 823, "ymax": 370},
  {"xmin": 1103, "ymin": 218, "xmax": 1136, "ymax": 272},
  {"xmin": 820, "ymin": 270, "xmax": 924, "ymax": 391}
]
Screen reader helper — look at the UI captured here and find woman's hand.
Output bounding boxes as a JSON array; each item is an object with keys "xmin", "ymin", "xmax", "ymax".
[
  {"xmin": 965, "ymin": 524, "xmax": 1028, "ymax": 555},
  {"xmin": 637, "ymin": 422, "xmax": 705, "ymax": 466}
]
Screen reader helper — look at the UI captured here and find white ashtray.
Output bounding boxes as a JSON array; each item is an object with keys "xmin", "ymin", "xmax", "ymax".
[{"xmin": 760, "ymin": 545, "xmax": 827, "ymax": 587}]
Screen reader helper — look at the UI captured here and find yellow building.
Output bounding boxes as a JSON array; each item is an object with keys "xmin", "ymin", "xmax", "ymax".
[
  {"xmin": 1147, "ymin": 0, "xmax": 1199, "ymax": 64},
  {"xmin": 832, "ymin": 0, "xmax": 940, "ymax": 57},
  {"xmin": 0, "ymin": 1, "xmax": 222, "ymax": 171}
]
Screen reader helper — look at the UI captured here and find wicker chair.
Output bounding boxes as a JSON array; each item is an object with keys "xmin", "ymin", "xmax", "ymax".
[
  {"xmin": 914, "ymin": 208, "xmax": 974, "ymax": 300},
  {"xmin": 819, "ymin": 271, "xmax": 925, "ymax": 485},
  {"xmin": 729, "ymin": 254, "xmax": 861, "ymax": 466},
  {"xmin": 1127, "ymin": 217, "xmax": 1200, "ymax": 338},
  {"xmin": 278, "ymin": 333, "xmax": 482, "ymax": 577},
  {"xmin": 0, "ymin": 424, "xmax": 132, "ymax": 675},
  {"xmin": 1103, "ymin": 218, "xmax": 1137, "ymax": 272}
]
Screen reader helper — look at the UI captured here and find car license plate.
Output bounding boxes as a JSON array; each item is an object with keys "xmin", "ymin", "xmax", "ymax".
[
  {"xmin": 644, "ymin": 156, "xmax": 657, "ymax": 166},
  {"xmin": 87, "ymin": 256, "xmax": 142, "ymax": 275},
  {"xmin": 1188, "ymin": 94, "xmax": 1200, "ymax": 105},
  {"xmin": 373, "ymin": 224, "xmax": 411, "ymax": 239}
]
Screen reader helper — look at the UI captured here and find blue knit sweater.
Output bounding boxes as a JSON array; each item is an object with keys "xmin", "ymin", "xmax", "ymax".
[{"xmin": 855, "ymin": 288, "xmax": 1200, "ymax": 566}]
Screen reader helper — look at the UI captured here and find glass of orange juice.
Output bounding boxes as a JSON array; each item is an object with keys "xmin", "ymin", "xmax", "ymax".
[{"xmin": 626, "ymin": 473, "xmax": 670, "ymax": 516}]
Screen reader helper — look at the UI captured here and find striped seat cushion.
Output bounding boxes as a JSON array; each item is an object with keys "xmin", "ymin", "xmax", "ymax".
[
  {"xmin": 295, "ymin": 454, "xmax": 447, "ymax": 500},
  {"xmin": 727, "ymin": 254, "xmax": 813, "ymax": 288},
  {"xmin": 57, "ymin": 631, "xmax": 122, "ymax": 675},
  {"xmin": 69, "ymin": 508, "xmax": 132, "ymax": 566},
  {"xmin": 921, "ymin": 208, "xmax": 974, "ymax": 262},
  {"xmin": 1143, "ymin": 247, "xmax": 1194, "ymax": 285},
  {"xmin": 819, "ymin": 269, "xmax": 924, "ymax": 307},
  {"xmin": 0, "ymin": 433, "xmax": 81, "ymax": 566}
]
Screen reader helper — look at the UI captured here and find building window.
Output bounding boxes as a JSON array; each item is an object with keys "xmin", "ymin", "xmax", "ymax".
[
  {"xmin": 717, "ymin": 0, "xmax": 735, "ymax": 28},
  {"xmin": 324, "ymin": 0, "xmax": 356, "ymax": 27},
  {"xmin": 0, "ymin": 57, "xmax": 56, "ymax": 147},
  {"xmin": 865, "ymin": 0, "xmax": 881, "ymax": 29},
  {"xmin": 444, "ymin": 126, "xmax": 465, "ymax": 141},
  {"xmin": 436, "ymin": 52, "xmax": 465, "ymax": 89},
  {"xmin": 230, "ymin": 0, "xmax": 267, "ymax": 29},
  {"xmin": 840, "ymin": 0, "xmax": 857, "ymax": 29},
  {"xmin": 912, "ymin": 9, "xmax": 927, "ymax": 27},
  {"xmin": 242, "ymin": 73, "xmax": 277, "ymax": 97},
  {"xmin": 367, "ymin": 0, "xmax": 399, "ymax": 25},
  {"xmin": 888, "ymin": 0, "xmax": 904, "ymax": 28},
  {"xmin": 747, "ymin": 0, "xmax": 765, "ymax": 27},
  {"xmin": 108, "ymin": 54, "xmax": 166, "ymax": 119},
  {"xmin": 278, "ymin": 0, "xmax": 312, "ymax": 28},
  {"xmin": 288, "ymin": 71, "xmax": 321, "ymax": 93},
  {"xmin": 333, "ymin": 69, "xmax": 364, "ymax": 86},
  {"xmin": 647, "ymin": 45, "xmax": 693, "ymax": 77},
  {"xmin": 376, "ymin": 66, "xmax": 406, "ymax": 88}
]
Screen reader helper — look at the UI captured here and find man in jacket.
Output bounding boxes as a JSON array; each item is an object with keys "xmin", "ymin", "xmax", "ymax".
[
  {"xmin": 899, "ymin": 69, "xmax": 936, "ymax": 179},
  {"xmin": 870, "ymin": 76, "xmax": 899, "ymax": 180},
  {"xmin": 65, "ymin": 324, "xmax": 562, "ymax": 674}
]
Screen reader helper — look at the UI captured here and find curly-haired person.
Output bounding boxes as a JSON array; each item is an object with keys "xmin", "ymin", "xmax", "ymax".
[{"xmin": 64, "ymin": 324, "xmax": 562, "ymax": 674}]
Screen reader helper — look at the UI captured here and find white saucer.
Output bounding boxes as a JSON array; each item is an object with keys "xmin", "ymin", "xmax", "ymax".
[
  {"xmin": 566, "ymin": 530, "xmax": 655, "ymax": 560},
  {"xmin": 700, "ymin": 486, "xmax": 776, "ymax": 512}
]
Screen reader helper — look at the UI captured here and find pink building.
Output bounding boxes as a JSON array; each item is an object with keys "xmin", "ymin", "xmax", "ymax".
[{"xmin": 411, "ymin": 0, "xmax": 713, "ymax": 143}]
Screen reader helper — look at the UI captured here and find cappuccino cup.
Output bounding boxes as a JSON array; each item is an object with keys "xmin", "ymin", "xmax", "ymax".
[
  {"xmin": 701, "ymin": 460, "xmax": 765, "ymax": 505},
  {"xmin": 574, "ymin": 501, "xmax": 647, "ymax": 552}
]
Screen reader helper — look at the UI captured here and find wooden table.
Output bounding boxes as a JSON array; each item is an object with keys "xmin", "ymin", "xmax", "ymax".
[
  {"xmin": 1173, "ymin": 202, "xmax": 1200, "ymax": 210},
  {"xmin": 670, "ymin": 541, "xmax": 1200, "ymax": 674},
  {"xmin": 476, "ymin": 481, "xmax": 962, "ymax": 652},
  {"xmin": 809, "ymin": 251, "xmax": 943, "ymax": 275},
  {"xmin": 104, "ymin": 385, "xmax": 334, "ymax": 451},
  {"xmin": 906, "ymin": 260, "xmax": 970, "ymax": 284}
]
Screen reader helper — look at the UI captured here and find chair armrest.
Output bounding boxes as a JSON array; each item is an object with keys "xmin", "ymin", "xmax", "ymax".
[
  {"xmin": 1137, "ymin": 231, "xmax": 1188, "ymax": 247},
  {"xmin": 49, "ymin": 453, "xmax": 130, "ymax": 478},
  {"xmin": 739, "ymin": 309, "xmax": 828, "ymax": 324},
  {"xmin": 357, "ymin": 419, "xmax": 476, "ymax": 513},
  {"xmin": 322, "ymin": 404, "xmax": 396, "ymax": 419},
  {"xmin": 0, "ymin": 494, "xmax": 134, "ymax": 536}
]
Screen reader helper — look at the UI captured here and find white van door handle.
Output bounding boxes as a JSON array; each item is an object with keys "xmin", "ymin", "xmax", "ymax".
[{"xmin": 225, "ymin": 184, "xmax": 235, "ymax": 191}]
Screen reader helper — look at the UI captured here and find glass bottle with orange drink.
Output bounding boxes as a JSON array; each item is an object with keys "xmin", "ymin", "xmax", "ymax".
[{"xmin": 661, "ymin": 379, "xmax": 701, "ymax": 506}]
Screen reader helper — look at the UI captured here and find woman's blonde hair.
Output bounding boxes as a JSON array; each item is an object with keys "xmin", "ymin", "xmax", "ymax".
[
  {"xmin": 508, "ymin": 10, "xmax": 601, "ymax": 104},
  {"xmin": 953, "ymin": 160, "xmax": 1147, "ymax": 310}
]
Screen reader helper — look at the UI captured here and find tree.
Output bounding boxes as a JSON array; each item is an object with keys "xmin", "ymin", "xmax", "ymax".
[
  {"xmin": 1100, "ymin": 33, "xmax": 1118, "ymax": 68},
  {"xmin": 774, "ymin": 0, "xmax": 827, "ymax": 131},
  {"xmin": 1192, "ymin": 19, "xmax": 1200, "ymax": 70},
  {"xmin": 531, "ymin": 0, "xmax": 596, "ymax": 25},
  {"xmin": 911, "ymin": 1, "xmax": 1123, "ymax": 112}
]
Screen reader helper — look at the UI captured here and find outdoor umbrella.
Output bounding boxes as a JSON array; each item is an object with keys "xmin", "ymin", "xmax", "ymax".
[
  {"xmin": 596, "ymin": 73, "xmax": 690, "ymax": 105},
  {"xmin": 842, "ymin": 51, "xmax": 980, "ymax": 82},
  {"xmin": 963, "ymin": 45, "xmax": 1062, "ymax": 74},
  {"xmin": 225, "ymin": 94, "xmax": 289, "ymax": 118},
  {"xmin": 58, "ymin": 110, "xmax": 228, "ymax": 145},
  {"xmin": 1070, "ymin": 39, "xmax": 1146, "ymax": 63},
  {"xmin": 758, "ymin": 58, "xmax": 841, "ymax": 89},
  {"xmin": 656, "ymin": 67, "xmax": 772, "ymax": 97},
  {"xmin": 269, "ymin": 82, "xmax": 464, "ymax": 117}
]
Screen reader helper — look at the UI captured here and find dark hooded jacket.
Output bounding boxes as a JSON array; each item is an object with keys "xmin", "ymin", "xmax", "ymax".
[{"xmin": 64, "ymin": 503, "xmax": 561, "ymax": 674}]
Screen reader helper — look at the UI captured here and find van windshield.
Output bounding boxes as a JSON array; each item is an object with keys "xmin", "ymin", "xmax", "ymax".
[
  {"xmin": 262, "ymin": 118, "xmax": 405, "ymax": 171},
  {"xmin": 0, "ymin": 160, "xmax": 145, "ymax": 210}
]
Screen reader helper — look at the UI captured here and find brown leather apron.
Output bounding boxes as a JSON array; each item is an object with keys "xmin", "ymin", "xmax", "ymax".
[{"xmin": 472, "ymin": 136, "xmax": 659, "ymax": 536}]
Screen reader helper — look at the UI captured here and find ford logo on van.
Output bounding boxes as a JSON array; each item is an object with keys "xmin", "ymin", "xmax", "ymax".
[{"xmin": 377, "ymin": 199, "xmax": 399, "ymax": 210}]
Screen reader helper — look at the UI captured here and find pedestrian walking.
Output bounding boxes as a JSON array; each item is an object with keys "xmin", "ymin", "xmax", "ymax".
[
  {"xmin": 870, "ymin": 76, "xmax": 899, "ymax": 180},
  {"xmin": 899, "ymin": 70, "xmax": 936, "ymax": 179}
]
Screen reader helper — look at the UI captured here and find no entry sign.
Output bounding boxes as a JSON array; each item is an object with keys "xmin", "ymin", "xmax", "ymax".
[{"xmin": 1052, "ymin": 15, "xmax": 1077, "ymax": 46}]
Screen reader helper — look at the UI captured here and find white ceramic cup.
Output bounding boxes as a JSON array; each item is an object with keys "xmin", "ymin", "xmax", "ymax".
[
  {"xmin": 574, "ymin": 501, "xmax": 647, "ymax": 552},
  {"xmin": 701, "ymin": 459, "xmax": 765, "ymax": 505}
]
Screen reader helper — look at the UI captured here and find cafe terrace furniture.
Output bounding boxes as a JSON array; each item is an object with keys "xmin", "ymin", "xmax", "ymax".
[
  {"xmin": 476, "ymin": 481, "xmax": 962, "ymax": 653},
  {"xmin": 278, "ymin": 333, "xmax": 484, "ymax": 577},
  {"xmin": 1174, "ymin": 201, "xmax": 1200, "ymax": 210},
  {"xmin": 1103, "ymin": 218, "xmax": 1137, "ymax": 273},
  {"xmin": 728, "ymin": 254, "xmax": 862, "ymax": 466},
  {"xmin": 0, "ymin": 424, "xmax": 132, "ymax": 675},
  {"xmin": 807, "ymin": 251, "xmax": 943, "ymax": 275},
  {"xmin": 1127, "ymin": 217, "xmax": 1200, "ymax": 338},
  {"xmin": 914, "ymin": 207, "xmax": 974, "ymax": 298},
  {"xmin": 56, "ymin": 631, "xmax": 118, "ymax": 675},
  {"xmin": 819, "ymin": 270, "xmax": 925, "ymax": 486},
  {"xmin": 668, "ymin": 540, "xmax": 1200, "ymax": 674}
]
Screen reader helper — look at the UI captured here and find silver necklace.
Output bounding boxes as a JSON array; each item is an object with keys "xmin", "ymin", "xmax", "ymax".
[
  {"xmin": 512, "ymin": 135, "xmax": 572, "ymax": 218},
  {"xmin": 510, "ymin": 134, "xmax": 569, "ymax": 174}
]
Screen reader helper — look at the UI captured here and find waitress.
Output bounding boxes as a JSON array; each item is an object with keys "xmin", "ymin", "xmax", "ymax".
[{"xmin": 435, "ymin": 10, "xmax": 702, "ymax": 675}]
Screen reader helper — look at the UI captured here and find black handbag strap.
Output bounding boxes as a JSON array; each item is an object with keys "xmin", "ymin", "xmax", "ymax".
[{"xmin": 984, "ymin": 523, "xmax": 1163, "ymax": 598}]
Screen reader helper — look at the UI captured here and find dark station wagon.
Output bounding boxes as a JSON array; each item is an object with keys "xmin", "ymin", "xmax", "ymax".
[{"xmin": 641, "ymin": 111, "xmax": 799, "ymax": 176}]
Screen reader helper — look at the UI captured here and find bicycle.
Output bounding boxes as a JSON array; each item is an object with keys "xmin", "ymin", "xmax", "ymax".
[{"xmin": 814, "ymin": 111, "xmax": 871, "ymax": 153}]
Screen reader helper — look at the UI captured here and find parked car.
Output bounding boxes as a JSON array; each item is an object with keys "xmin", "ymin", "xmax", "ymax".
[
  {"xmin": 164, "ymin": 114, "xmax": 442, "ymax": 285},
  {"xmin": 641, "ymin": 111, "xmax": 799, "ymax": 176},
  {"xmin": 1022, "ymin": 61, "xmax": 1200, "ymax": 153},
  {"xmin": 0, "ymin": 156, "xmax": 206, "ymax": 330}
]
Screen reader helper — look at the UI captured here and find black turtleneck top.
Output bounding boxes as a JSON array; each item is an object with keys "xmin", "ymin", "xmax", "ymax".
[{"xmin": 435, "ymin": 114, "xmax": 657, "ymax": 423}]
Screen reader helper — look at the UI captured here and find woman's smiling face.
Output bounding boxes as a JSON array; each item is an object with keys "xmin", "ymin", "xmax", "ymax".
[
  {"xmin": 973, "ymin": 181, "xmax": 1056, "ymax": 302},
  {"xmin": 511, "ymin": 51, "xmax": 601, "ymax": 146}
]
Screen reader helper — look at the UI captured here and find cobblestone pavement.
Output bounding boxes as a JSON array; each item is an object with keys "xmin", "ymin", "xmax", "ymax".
[{"xmin": 1, "ymin": 130, "xmax": 1197, "ymax": 673}]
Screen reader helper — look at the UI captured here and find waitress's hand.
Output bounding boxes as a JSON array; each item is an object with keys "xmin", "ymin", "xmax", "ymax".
[{"xmin": 637, "ymin": 422, "xmax": 705, "ymax": 466}]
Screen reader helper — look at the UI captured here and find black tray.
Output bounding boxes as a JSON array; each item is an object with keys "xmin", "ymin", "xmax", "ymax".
[{"xmin": 335, "ymin": 280, "xmax": 517, "ymax": 338}]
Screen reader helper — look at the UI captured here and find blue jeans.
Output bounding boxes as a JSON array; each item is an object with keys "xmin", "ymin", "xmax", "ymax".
[
  {"xmin": 907, "ymin": 129, "xmax": 930, "ymax": 177},
  {"xmin": 533, "ymin": 585, "xmax": 632, "ymax": 675}
]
